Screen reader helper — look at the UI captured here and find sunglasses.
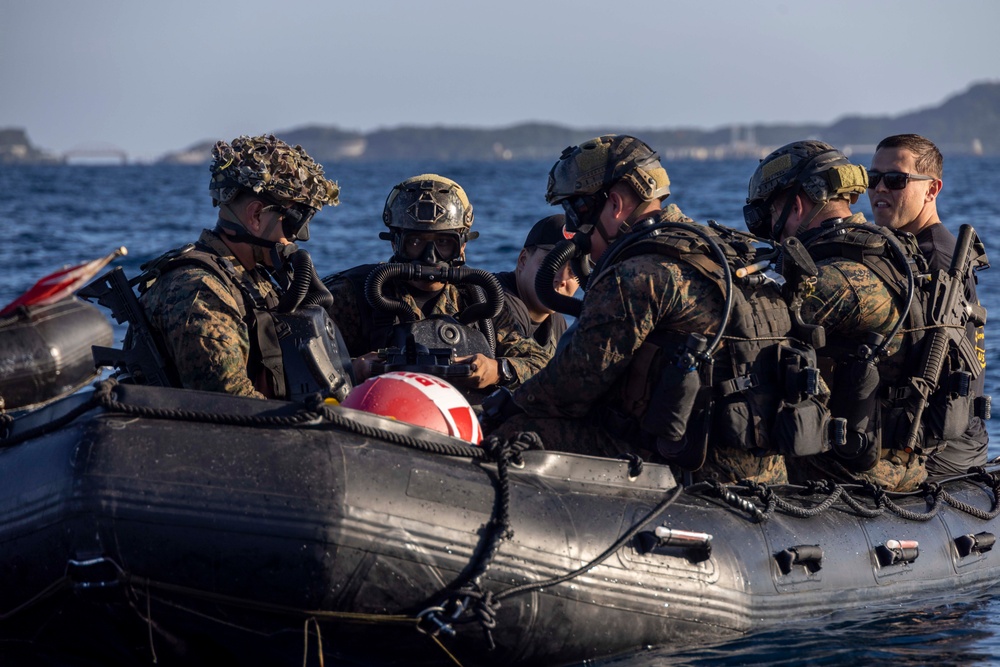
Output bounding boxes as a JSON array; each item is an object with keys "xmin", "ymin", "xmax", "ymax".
[{"xmin": 867, "ymin": 170, "xmax": 936, "ymax": 190}]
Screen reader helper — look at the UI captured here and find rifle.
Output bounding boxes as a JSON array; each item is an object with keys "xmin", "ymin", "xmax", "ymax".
[
  {"xmin": 902, "ymin": 223, "xmax": 987, "ymax": 452},
  {"xmin": 77, "ymin": 266, "xmax": 175, "ymax": 388}
]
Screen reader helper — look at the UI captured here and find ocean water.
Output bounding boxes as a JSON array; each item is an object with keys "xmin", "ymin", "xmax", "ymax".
[{"xmin": 1, "ymin": 157, "xmax": 999, "ymax": 666}]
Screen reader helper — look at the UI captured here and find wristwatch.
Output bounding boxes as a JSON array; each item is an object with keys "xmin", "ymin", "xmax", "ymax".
[{"xmin": 497, "ymin": 357, "xmax": 517, "ymax": 387}]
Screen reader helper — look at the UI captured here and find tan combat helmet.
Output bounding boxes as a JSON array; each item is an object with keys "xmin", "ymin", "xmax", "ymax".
[
  {"xmin": 744, "ymin": 140, "xmax": 868, "ymax": 240},
  {"xmin": 545, "ymin": 135, "xmax": 670, "ymax": 234},
  {"xmin": 381, "ymin": 174, "xmax": 478, "ymax": 267},
  {"xmin": 382, "ymin": 174, "xmax": 475, "ymax": 233}
]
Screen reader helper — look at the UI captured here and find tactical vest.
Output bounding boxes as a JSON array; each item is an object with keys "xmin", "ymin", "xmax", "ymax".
[
  {"xmin": 136, "ymin": 243, "xmax": 352, "ymax": 402},
  {"xmin": 594, "ymin": 220, "xmax": 822, "ymax": 460},
  {"xmin": 797, "ymin": 219, "xmax": 968, "ymax": 461}
]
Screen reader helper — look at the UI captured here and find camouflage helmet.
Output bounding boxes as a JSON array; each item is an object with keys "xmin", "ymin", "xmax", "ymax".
[
  {"xmin": 209, "ymin": 134, "xmax": 340, "ymax": 211},
  {"xmin": 545, "ymin": 135, "xmax": 671, "ymax": 205},
  {"xmin": 382, "ymin": 174, "xmax": 475, "ymax": 232},
  {"xmin": 747, "ymin": 140, "xmax": 868, "ymax": 207}
]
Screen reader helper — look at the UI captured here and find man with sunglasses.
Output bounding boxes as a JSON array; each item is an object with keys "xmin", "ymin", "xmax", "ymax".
[
  {"xmin": 869, "ymin": 134, "xmax": 989, "ymax": 479},
  {"xmin": 324, "ymin": 174, "xmax": 549, "ymax": 390},
  {"xmin": 745, "ymin": 140, "xmax": 931, "ymax": 492},
  {"xmin": 486, "ymin": 135, "xmax": 788, "ymax": 485},
  {"xmin": 139, "ymin": 134, "xmax": 341, "ymax": 398}
]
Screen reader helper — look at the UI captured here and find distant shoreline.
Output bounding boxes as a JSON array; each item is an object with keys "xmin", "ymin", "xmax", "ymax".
[{"xmin": 4, "ymin": 81, "xmax": 999, "ymax": 165}]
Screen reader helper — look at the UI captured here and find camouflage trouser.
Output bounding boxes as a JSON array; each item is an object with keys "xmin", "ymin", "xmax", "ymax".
[
  {"xmin": 694, "ymin": 446, "xmax": 788, "ymax": 486},
  {"xmin": 786, "ymin": 450, "xmax": 927, "ymax": 493},
  {"xmin": 492, "ymin": 414, "xmax": 788, "ymax": 485}
]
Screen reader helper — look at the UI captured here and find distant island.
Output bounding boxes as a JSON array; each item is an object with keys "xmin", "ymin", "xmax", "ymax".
[
  {"xmin": 0, "ymin": 129, "xmax": 63, "ymax": 164},
  {"xmin": 4, "ymin": 81, "xmax": 999, "ymax": 165}
]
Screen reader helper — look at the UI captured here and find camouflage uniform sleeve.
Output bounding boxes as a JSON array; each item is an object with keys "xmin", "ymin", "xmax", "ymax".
[
  {"xmin": 142, "ymin": 267, "xmax": 264, "ymax": 398},
  {"xmin": 661, "ymin": 202, "xmax": 694, "ymax": 223},
  {"xmin": 512, "ymin": 255, "xmax": 706, "ymax": 418},
  {"xmin": 493, "ymin": 316, "xmax": 552, "ymax": 389},
  {"xmin": 800, "ymin": 258, "xmax": 903, "ymax": 354}
]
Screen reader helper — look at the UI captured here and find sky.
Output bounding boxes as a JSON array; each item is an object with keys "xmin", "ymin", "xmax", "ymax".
[{"xmin": 2, "ymin": 0, "xmax": 998, "ymax": 162}]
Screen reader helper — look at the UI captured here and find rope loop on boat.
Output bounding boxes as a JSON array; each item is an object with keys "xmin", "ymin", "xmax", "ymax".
[
  {"xmin": 423, "ymin": 432, "xmax": 532, "ymax": 650},
  {"xmin": 835, "ymin": 485, "xmax": 887, "ymax": 518},
  {"xmin": 774, "ymin": 481, "xmax": 843, "ymax": 518},
  {"xmin": 702, "ymin": 480, "xmax": 769, "ymax": 523},
  {"xmin": 934, "ymin": 470, "xmax": 1000, "ymax": 520}
]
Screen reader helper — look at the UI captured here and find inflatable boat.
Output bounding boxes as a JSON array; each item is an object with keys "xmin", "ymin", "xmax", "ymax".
[
  {"xmin": 1, "ymin": 379, "xmax": 999, "ymax": 667},
  {"xmin": 0, "ymin": 297, "xmax": 113, "ymax": 411}
]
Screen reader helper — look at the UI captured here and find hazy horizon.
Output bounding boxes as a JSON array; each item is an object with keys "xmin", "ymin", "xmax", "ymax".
[{"xmin": 3, "ymin": 0, "xmax": 998, "ymax": 160}]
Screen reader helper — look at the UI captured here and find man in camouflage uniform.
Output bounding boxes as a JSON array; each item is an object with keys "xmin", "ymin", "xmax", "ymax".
[
  {"xmin": 140, "ymin": 134, "xmax": 340, "ymax": 398},
  {"xmin": 744, "ymin": 140, "xmax": 927, "ymax": 492},
  {"xmin": 488, "ymin": 135, "xmax": 787, "ymax": 485},
  {"xmin": 323, "ymin": 174, "xmax": 550, "ymax": 392},
  {"xmin": 868, "ymin": 134, "xmax": 989, "ymax": 479},
  {"xmin": 492, "ymin": 214, "xmax": 578, "ymax": 363}
]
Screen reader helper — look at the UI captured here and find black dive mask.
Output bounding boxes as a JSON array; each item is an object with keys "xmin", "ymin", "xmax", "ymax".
[
  {"xmin": 561, "ymin": 192, "xmax": 608, "ymax": 235},
  {"xmin": 743, "ymin": 199, "xmax": 774, "ymax": 239},
  {"xmin": 743, "ymin": 190, "xmax": 798, "ymax": 241},
  {"xmin": 256, "ymin": 194, "xmax": 317, "ymax": 242},
  {"xmin": 392, "ymin": 231, "xmax": 465, "ymax": 268},
  {"xmin": 280, "ymin": 205, "xmax": 316, "ymax": 242}
]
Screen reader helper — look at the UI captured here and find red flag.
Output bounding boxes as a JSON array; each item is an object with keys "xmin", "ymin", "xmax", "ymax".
[{"xmin": 0, "ymin": 247, "xmax": 128, "ymax": 316}]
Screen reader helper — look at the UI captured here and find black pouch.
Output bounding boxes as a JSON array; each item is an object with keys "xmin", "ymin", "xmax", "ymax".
[
  {"xmin": 715, "ymin": 395, "xmax": 754, "ymax": 452},
  {"xmin": 773, "ymin": 396, "xmax": 831, "ymax": 457},
  {"xmin": 830, "ymin": 358, "xmax": 880, "ymax": 468},
  {"xmin": 926, "ymin": 370, "xmax": 973, "ymax": 441},
  {"xmin": 769, "ymin": 341, "xmax": 828, "ymax": 457},
  {"xmin": 714, "ymin": 385, "xmax": 777, "ymax": 455},
  {"xmin": 641, "ymin": 365, "xmax": 701, "ymax": 442}
]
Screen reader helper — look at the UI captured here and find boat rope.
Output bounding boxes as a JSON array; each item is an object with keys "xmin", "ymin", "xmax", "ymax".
[
  {"xmin": 932, "ymin": 467, "xmax": 1000, "ymax": 520},
  {"xmin": 420, "ymin": 459, "xmax": 684, "ymax": 650},
  {"xmin": 0, "ymin": 576, "xmax": 70, "ymax": 621},
  {"xmin": 0, "ymin": 379, "xmax": 494, "ymax": 461},
  {"xmin": 687, "ymin": 468, "xmax": 1000, "ymax": 524},
  {"xmin": 697, "ymin": 480, "xmax": 775, "ymax": 523},
  {"xmin": 306, "ymin": 395, "xmax": 491, "ymax": 460},
  {"xmin": 420, "ymin": 431, "xmax": 536, "ymax": 651},
  {"xmin": 495, "ymin": 483, "xmax": 684, "ymax": 602}
]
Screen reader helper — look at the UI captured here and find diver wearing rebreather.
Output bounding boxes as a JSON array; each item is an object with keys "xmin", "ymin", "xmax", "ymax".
[
  {"xmin": 322, "ymin": 174, "xmax": 551, "ymax": 393},
  {"xmin": 744, "ymin": 140, "xmax": 934, "ymax": 492},
  {"xmin": 137, "ymin": 134, "xmax": 344, "ymax": 399},
  {"xmin": 487, "ymin": 135, "xmax": 790, "ymax": 486}
]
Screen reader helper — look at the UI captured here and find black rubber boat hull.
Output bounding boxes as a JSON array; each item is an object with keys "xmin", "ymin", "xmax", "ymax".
[
  {"xmin": 0, "ymin": 297, "xmax": 113, "ymax": 410},
  {"xmin": 1, "ymin": 384, "xmax": 999, "ymax": 666}
]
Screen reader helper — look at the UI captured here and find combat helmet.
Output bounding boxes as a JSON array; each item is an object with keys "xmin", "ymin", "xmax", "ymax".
[
  {"xmin": 546, "ymin": 135, "xmax": 671, "ymax": 234},
  {"xmin": 209, "ymin": 134, "xmax": 340, "ymax": 242},
  {"xmin": 744, "ymin": 140, "xmax": 868, "ymax": 240},
  {"xmin": 381, "ymin": 174, "xmax": 478, "ymax": 267}
]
